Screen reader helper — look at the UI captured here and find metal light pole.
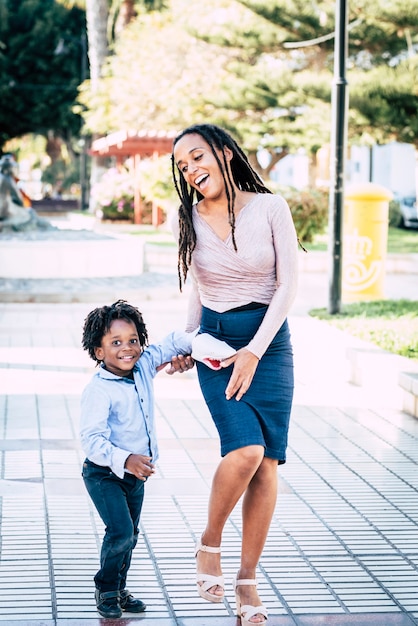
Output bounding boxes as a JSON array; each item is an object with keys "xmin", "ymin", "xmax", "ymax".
[{"xmin": 328, "ymin": 0, "xmax": 349, "ymax": 314}]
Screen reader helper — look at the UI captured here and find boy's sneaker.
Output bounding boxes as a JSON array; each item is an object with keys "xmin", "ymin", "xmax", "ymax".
[
  {"xmin": 120, "ymin": 588, "xmax": 146, "ymax": 612},
  {"xmin": 95, "ymin": 589, "xmax": 122, "ymax": 618}
]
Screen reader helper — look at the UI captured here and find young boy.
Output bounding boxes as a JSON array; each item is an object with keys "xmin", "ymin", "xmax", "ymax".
[{"xmin": 80, "ymin": 300, "xmax": 193, "ymax": 618}]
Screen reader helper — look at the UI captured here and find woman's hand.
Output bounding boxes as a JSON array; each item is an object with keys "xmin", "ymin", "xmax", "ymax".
[
  {"xmin": 157, "ymin": 355, "xmax": 195, "ymax": 374},
  {"xmin": 221, "ymin": 348, "xmax": 259, "ymax": 401}
]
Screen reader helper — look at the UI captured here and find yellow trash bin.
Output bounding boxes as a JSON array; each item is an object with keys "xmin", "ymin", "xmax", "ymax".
[{"xmin": 342, "ymin": 182, "xmax": 393, "ymax": 302}]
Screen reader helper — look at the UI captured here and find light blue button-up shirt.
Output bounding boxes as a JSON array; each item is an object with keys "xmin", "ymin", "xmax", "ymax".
[{"xmin": 80, "ymin": 331, "xmax": 193, "ymax": 478}]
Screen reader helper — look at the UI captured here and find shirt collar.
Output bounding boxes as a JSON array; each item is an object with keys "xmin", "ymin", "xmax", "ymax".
[{"xmin": 97, "ymin": 363, "xmax": 137, "ymax": 381}]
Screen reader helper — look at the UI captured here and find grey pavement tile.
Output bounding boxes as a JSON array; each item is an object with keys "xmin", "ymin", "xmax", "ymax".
[
  {"xmin": 44, "ymin": 478, "xmax": 86, "ymax": 495},
  {"xmin": 344, "ymin": 599, "xmax": 399, "ymax": 608},
  {"xmin": 0, "ymin": 621, "xmax": 54, "ymax": 625},
  {"xmin": 297, "ymin": 614, "xmax": 417, "ymax": 625},
  {"xmin": 180, "ymin": 615, "xmax": 296, "ymax": 626},
  {"xmin": 1, "ymin": 299, "xmax": 418, "ymax": 624},
  {"xmin": 56, "ymin": 613, "xmax": 178, "ymax": 626},
  {"xmin": 396, "ymin": 601, "xmax": 418, "ymax": 610},
  {"xmin": 291, "ymin": 607, "xmax": 345, "ymax": 615},
  {"xmin": 0, "ymin": 612, "xmax": 53, "ymax": 621}
]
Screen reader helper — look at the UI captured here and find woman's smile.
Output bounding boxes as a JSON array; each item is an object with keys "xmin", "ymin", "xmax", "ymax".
[
  {"xmin": 195, "ymin": 173, "xmax": 210, "ymax": 192},
  {"xmin": 174, "ymin": 133, "xmax": 232, "ymax": 202}
]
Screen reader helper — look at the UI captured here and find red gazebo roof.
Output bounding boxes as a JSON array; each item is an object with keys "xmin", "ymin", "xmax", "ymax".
[
  {"xmin": 90, "ymin": 129, "xmax": 177, "ymax": 157},
  {"xmin": 89, "ymin": 130, "xmax": 178, "ymax": 225}
]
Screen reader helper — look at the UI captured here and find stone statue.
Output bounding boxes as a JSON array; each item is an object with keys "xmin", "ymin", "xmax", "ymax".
[{"xmin": 0, "ymin": 154, "xmax": 54, "ymax": 232}]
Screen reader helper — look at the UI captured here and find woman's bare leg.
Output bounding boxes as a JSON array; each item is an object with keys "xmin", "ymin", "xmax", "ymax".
[
  {"xmin": 197, "ymin": 445, "xmax": 265, "ymax": 597},
  {"xmin": 236, "ymin": 456, "xmax": 278, "ymax": 622}
]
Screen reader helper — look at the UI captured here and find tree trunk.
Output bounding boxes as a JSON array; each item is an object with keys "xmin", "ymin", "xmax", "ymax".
[
  {"xmin": 45, "ymin": 131, "xmax": 63, "ymax": 164},
  {"xmin": 248, "ymin": 150, "xmax": 289, "ymax": 182},
  {"xmin": 114, "ymin": 0, "xmax": 137, "ymax": 38},
  {"xmin": 85, "ymin": 0, "xmax": 110, "ymax": 211},
  {"xmin": 308, "ymin": 150, "xmax": 318, "ymax": 188},
  {"xmin": 85, "ymin": 0, "xmax": 108, "ymax": 91}
]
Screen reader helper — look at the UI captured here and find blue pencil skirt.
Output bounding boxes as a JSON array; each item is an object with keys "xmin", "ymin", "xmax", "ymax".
[{"xmin": 197, "ymin": 305, "xmax": 294, "ymax": 464}]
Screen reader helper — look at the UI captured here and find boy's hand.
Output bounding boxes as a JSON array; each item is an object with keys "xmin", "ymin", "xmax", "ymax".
[
  {"xmin": 124, "ymin": 454, "xmax": 155, "ymax": 481},
  {"xmin": 158, "ymin": 354, "xmax": 195, "ymax": 375}
]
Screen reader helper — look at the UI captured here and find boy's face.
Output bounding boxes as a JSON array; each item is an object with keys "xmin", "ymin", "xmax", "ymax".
[{"xmin": 94, "ymin": 318, "xmax": 142, "ymax": 377}]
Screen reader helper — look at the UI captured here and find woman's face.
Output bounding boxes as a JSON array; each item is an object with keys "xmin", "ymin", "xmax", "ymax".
[{"xmin": 173, "ymin": 133, "xmax": 232, "ymax": 202}]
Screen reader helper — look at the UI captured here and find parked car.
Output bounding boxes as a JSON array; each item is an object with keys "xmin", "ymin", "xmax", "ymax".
[{"xmin": 398, "ymin": 196, "xmax": 418, "ymax": 229}]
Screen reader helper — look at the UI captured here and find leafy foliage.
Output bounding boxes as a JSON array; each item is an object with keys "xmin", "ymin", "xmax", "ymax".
[
  {"xmin": 271, "ymin": 185, "xmax": 329, "ymax": 242},
  {"xmin": 137, "ymin": 155, "xmax": 178, "ymax": 213},
  {"xmin": 78, "ymin": 6, "xmax": 231, "ymax": 135},
  {"xmin": 349, "ymin": 59, "xmax": 418, "ymax": 146},
  {"xmin": 218, "ymin": 0, "xmax": 418, "ymax": 149},
  {"xmin": 90, "ymin": 163, "xmax": 160, "ymax": 222},
  {"xmin": 388, "ymin": 199, "xmax": 403, "ymax": 228},
  {"xmin": 76, "ymin": 0, "xmax": 418, "ymax": 192},
  {"xmin": 90, "ymin": 165, "xmax": 135, "ymax": 219},
  {"xmin": 0, "ymin": 0, "xmax": 87, "ymax": 150}
]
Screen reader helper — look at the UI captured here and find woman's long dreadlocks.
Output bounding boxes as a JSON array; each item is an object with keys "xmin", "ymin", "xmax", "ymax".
[{"xmin": 171, "ymin": 124, "xmax": 271, "ymax": 291}]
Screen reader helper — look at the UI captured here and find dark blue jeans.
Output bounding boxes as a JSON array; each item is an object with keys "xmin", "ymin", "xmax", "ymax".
[{"xmin": 82, "ymin": 458, "xmax": 145, "ymax": 593}]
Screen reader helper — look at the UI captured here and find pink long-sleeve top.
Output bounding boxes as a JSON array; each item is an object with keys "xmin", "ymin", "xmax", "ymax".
[{"xmin": 174, "ymin": 193, "xmax": 299, "ymax": 360}]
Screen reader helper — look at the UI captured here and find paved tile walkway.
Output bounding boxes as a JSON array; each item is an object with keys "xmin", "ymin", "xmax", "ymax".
[{"xmin": 0, "ymin": 270, "xmax": 417, "ymax": 626}]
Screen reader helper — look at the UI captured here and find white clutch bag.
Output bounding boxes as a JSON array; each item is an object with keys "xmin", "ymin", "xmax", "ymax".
[{"xmin": 192, "ymin": 333, "xmax": 236, "ymax": 370}]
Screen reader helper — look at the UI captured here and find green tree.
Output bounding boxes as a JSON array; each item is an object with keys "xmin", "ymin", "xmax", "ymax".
[
  {"xmin": 0, "ymin": 0, "xmax": 87, "ymax": 153},
  {"xmin": 78, "ymin": 1, "xmax": 231, "ymax": 135},
  {"xmin": 77, "ymin": 0, "xmax": 418, "ymax": 181},
  {"xmin": 188, "ymin": 0, "xmax": 418, "ymax": 173},
  {"xmin": 79, "ymin": 0, "xmax": 166, "ymax": 209},
  {"xmin": 349, "ymin": 59, "xmax": 418, "ymax": 148},
  {"xmin": 228, "ymin": 0, "xmax": 418, "ymax": 148},
  {"xmin": 77, "ymin": 0, "xmax": 333, "ymax": 178}
]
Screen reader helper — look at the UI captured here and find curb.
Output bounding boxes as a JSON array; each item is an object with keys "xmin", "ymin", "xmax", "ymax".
[{"xmin": 0, "ymin": 273, "xmax": 182, "ymax": 304}]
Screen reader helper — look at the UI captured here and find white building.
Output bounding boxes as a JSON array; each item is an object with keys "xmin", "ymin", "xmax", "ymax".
[
  {"xmin": 269, "ymin": 151, "xmax": 310, "ymax": 189},
  {"xmin": 348, "ymin": 142, "xmax": 417, "ymax": 199}
]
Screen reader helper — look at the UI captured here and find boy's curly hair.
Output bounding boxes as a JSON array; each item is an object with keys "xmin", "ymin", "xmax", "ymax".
[{"xmin": 82, "ymin": 300, "xmax": 149, "ymax": 364}]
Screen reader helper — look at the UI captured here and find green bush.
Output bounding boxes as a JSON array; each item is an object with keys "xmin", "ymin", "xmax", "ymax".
[
  {"xmin": 270, "ymin": 184, "xmax": 329, "ymax": 242},
  {"xmin": 91, "ymin": 166, "xmax": 154, "ymax": 223},
  {"xmin": 99, "ymin": 197, "xmax": 135, "ymax": 221},
  {"xmin": 41, "ymin": 158, "xmax": 80, "ymax": 196},
  {"xmin": 388, "ymin": 199, "xmax": 403, "ymax": 228},
  {"xmin": 138, "ymin": 154, "xmax": 178, "ymax": 214},
  {"xmin": 99, "ymin": 198, "xmax": 154, "ymax": 222}
]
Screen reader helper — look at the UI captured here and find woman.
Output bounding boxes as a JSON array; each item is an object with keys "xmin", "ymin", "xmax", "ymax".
[{"xmin": 171, "ymin": 124, "xmax": 299, "ymax": 626}]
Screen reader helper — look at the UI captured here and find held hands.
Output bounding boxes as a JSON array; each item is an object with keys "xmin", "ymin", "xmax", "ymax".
[
  {"xmin": 159, "ymin": 354, "xmax": 195, "ymax": 375},
  {"xmin": 221, "ymin": 348, "xmax": 259, "ymax": 401},
  {"xmin": 125, "ymin": 454, "xmax": 155, "ymax": 481}
]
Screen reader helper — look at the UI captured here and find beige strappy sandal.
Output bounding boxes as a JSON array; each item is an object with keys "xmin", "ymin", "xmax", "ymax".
[
  {"xmin": 233, "ymin": 576, "xmax": 268, "ymax": 626},
  {"xmin": 195, "ymin": 540, "xmax": 225, "ymax": 603}
]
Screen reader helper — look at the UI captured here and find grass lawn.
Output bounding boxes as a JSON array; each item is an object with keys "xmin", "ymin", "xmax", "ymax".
[
  {"xmin": 310, "ymin": 299, "xmax": 418, "ymax": 361},
  {"xmin": 305, "ymin": 226, "xmax": 418, "ymax": 253},
  {"xmin": 387, "ymin": 227, "xmax": 418, "ymax": 253},
  {"xmin": 308, "ymin": 228, "xmax": 417, "ymax": 360}
]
